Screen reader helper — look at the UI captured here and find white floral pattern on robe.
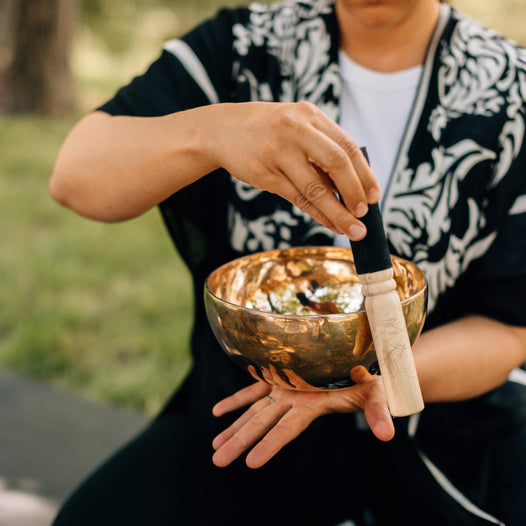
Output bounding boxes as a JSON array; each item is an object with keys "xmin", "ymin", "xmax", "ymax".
[
  {"xmin": 225, "ymin": 1, "xmax": 526, "ymax": 316},
  {"xmin": 382, "ymin": 12, "xmax": 526, "ymax": 311},
  {"xmin": 229, "ymin": 1, "xmax": 340, "ymax": 255}
]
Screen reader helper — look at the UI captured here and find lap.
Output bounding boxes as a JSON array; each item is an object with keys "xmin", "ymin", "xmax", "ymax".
[
  {"xmin": 51, "ymin": 410, "xmax": 366, "ymax": 526},
  {"xmin": 52, "ymin": 385, "xmax": 526, "ymax": 526},
  {"xmin": 485, "ymin": 424, "xmax": 526, "ymax": 525}
]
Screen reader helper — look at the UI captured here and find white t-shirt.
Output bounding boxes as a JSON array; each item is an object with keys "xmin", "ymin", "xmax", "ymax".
[
  {"xmin": 339, "ymin": 51, "xmax": 422, "ymax": 197},
  {"xmin": 334, "ymin": 52, "xmax": 422, "ymax": 248}
]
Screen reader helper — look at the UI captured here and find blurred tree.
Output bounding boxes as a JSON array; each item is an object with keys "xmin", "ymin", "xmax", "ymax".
[{"xmin": 0, "ymin": 0, "xmax": 79, "ymax": 116}]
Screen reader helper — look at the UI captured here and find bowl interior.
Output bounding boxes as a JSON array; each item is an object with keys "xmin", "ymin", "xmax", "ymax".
[{"xmin": 206, "ymin": 246, "xmax": 425, "ymax": 315}]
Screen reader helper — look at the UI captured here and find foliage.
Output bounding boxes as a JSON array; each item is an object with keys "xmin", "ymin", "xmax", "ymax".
[{"xmin": 79, "ymin": 0, "xmax": 268, "ymax": 55}]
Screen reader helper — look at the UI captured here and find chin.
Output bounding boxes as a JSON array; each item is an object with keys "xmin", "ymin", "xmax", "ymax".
[{"xmin": 337, "ymin": 0, "xmax": 420, "ymax": 30}]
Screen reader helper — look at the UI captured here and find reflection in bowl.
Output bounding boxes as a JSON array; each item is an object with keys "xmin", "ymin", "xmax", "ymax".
[{"xmin": 204, "ymin": 246, "xmax": 427, "ymax": 391}]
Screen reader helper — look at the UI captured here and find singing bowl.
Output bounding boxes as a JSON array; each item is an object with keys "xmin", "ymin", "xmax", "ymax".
[{"xmin": 204, "ymin": 246, "xmax": 427, "ymax": 391}]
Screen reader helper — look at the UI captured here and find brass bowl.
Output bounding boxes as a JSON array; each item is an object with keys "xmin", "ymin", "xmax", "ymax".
[{"xmin": 204, "ymin": 246, "xmax": 427, "ymax": 391}]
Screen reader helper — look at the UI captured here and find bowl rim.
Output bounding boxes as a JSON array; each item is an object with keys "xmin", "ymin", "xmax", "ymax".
[{"xmin": 204, "ymin": 246, "xmax": 428, "ymax": 320}]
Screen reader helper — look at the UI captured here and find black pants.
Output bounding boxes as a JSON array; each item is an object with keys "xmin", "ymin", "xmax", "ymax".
[
  {"xmin": 52, "ymin": 402, "xmax": 526, "ymax": 526},
  {"xmin": 52, "ymin": 408, "xmax": 391, "ymax": 526}
]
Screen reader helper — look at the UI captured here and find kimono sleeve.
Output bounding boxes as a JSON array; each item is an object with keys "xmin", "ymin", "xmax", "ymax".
[{"xmin": 461, "ymin": 148, "xmax": 526, "ymax": 327}]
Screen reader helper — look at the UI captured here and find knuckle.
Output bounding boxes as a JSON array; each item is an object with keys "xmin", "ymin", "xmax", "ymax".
[
  {"xmin": 324, "ymin": 145, "xmax": 348, "ymax": 170},
  {"xmin": 274, "ymin": 421, "xmax": 294, "ymax": 435},
  {"xmin": 277, "ymin": 105, "xmax": 302, "ymax": 131},
  {"xmin": 230, "ymin": 433, "xmax": 249, "ymax": 451},
  {"xmin": 297, "ymin": 101, "xmax": 324, "ymax": 125},
  {"xmin": 293, "ymin": 194, "xmax": 333, "ymax": 230},
  {"xmin": 259, "ymin": 147, "xmax": 278, "ymax": 169},
  {"xmin": 278, "ymin": 101, "xmax": 320, "ymax": 130},
  {"xmin": 342, "ymin": 136, "xmax": 361, "ymax": 158},
  {"xmin": 265, "ymin": 170, "xmax": 283, "ymax": 190},
  {"xmin": 294, "ymin": 192, "xmax": 312, "ymax": 210},
  {"xmin": 302, "ymin": 181, "xmax": 329, "ymax": 202},
  {"xmin": 296, "ymin": 100, "xmax": 318, "ymax": 116}
]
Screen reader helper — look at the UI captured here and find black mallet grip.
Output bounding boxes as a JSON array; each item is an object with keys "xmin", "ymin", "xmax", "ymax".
[
  {"xmin": 350, "ymin": 204, "xmax": 424, "ymax": 416},
  {"xmin": 345, "ymin": 149, "xmax": 424, "ymax": 417}
]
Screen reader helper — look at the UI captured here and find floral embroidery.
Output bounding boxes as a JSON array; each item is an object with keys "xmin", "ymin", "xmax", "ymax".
[
  {"xmin": 387, "ymin": 10, "xmax": 526, "ymax": 311},
  {"xmin": 225, "ymin": 2, "xmax": 526, "ymax": 316},
  {"xmin": 429, "ymin": 18, "xmax": 509, "ymax": 141},
  {"xmin": 228, "ymin": 1, "xmax": 338, "ymax": 254}
]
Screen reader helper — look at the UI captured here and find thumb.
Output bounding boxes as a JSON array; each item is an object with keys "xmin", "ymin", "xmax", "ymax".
[
  {"xmin": 351, "ymin": 366, "xmax": 394, "ymax": 441},
  {"xmin": 364, "ymin": 399, "xmax": 395, "ymax": 441}
]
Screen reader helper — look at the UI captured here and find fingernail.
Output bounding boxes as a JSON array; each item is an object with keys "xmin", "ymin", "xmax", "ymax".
[
  {"xmin": 355, "ymin": 202, "xmax": 368, "ymax": 218},
  {"xmin": 368, "ymin": 188, "xmax": 381, "ymax": 203},
  {"xmin": 349, "ymin": 224, "xmax": 366, "ymax": 240}
]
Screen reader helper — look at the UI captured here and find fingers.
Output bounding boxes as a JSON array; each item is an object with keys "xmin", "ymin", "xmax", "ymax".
[
  {"xmin": 211, "ymin": 364, "xmax": 394, "ymax": 471},
  {"xmin": 282, "ymin": 368, "xmax": 317, "ymax": 390},
  {"xmin": 247, "ymin": 364, "xmax": 262, "ymax": 382},
  {"xmin": 273, "ymin": 106, "xmax": 379, "ymax": 240},
  {"xmin": 212, "ymin": 381, "xmax": 271, "ymax": 417},
  {"xmin": 222, "ymin": 101, "xmax": 381, "ymax": 241},
  {"xmin": 301, "ymin": 127, "xmax": 372, "ymax": 214},
  {"xmin": 351, "ymin": 366, "xmax": 394, "ymax": 442},
  {"xmin": 259, "ymin": 363, "xmax": 302, "ymax": 389},
  {"xmin": 350, "ymin": 365, "xmax": 374, "ymax": 384},
  {"xmin": 286, "ymin": 101, "xmax": 381, "ymax": 208},
  {"xmin": 315, "ymin": 119, "xmax": 381, "ymax": 205},
  {"xmin": 245, "ymin": 408, "xmax": 314, "ymax": 469},
  {"xmin": 278, "ymin": 154, "xmax": 364, "ymax": 239},
  {"xmin": 212, "ymin": 395, "xmax": 274, "ymax": 451},
  {"xmin": 212, "ymin": 398, "xmax": 292, "ymax": 468},
  {"xmin": 364, "ymin": 400, "xmax": 395, "ymax": 442}
]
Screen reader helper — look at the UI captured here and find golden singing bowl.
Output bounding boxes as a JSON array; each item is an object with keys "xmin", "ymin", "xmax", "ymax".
[{"xmin": 204, "ymin": 246, "xmax": 427, "ymax": 391}]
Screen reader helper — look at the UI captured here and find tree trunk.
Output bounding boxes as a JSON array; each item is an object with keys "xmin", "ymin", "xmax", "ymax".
[{"xmin": 0, "ymin": 0, "xmax": 79, "ymax": 116}]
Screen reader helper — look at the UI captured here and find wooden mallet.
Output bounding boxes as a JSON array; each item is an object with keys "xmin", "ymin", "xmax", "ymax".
[{"xmin": 345, "ymin": 151, "xmax": 424, "ymax": 417}]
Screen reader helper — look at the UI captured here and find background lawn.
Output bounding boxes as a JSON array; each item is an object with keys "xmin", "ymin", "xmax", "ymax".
[
  {"xmin": 0, "ymin": 0, "xmax": 524, "ymax": 416},
  {"xmin": 0, "ymin": 116, "xmax": 193, "ymax": 415}
]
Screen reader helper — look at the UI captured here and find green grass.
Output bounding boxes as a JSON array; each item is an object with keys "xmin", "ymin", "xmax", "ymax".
[{"xmin": 0, "ymin": 116, "xmax": 193, "ymax": 415}]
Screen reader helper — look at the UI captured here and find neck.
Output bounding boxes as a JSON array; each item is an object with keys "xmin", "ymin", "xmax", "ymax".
[{"xmin": 336, "ymin": 1, "xmax": 442, "ymax": 72}]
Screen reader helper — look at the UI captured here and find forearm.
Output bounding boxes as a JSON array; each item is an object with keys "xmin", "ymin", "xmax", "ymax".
[
  {"xmin": 50, "ymin": 107, "xmax": 220, "ymax": 222},
  {"xmin": 413, "ymin": 315, "xmax": 526, "ymax": 403},
  {"xmin": 50, "ymin": 101, "xmax": 380, "ymax": 238}
]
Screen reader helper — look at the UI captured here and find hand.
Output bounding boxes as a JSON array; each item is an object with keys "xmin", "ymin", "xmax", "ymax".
[
  {"xmin": 206, "ymin": 101, "xmax": 380, "ymax": 241},
  {"xmin": 211, "ymin": 366, "xmax": 394, "ymax": 469}
]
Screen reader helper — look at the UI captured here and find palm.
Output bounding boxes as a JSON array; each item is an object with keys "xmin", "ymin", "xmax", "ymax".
[{"xmin": 212, "ymin": 366, "xmax": 394, "ymax": 469}]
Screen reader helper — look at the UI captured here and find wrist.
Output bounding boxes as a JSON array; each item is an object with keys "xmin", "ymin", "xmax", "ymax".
[{"xmin": 183, "ymin": 104, "xmax": 233, "ymax": 174}]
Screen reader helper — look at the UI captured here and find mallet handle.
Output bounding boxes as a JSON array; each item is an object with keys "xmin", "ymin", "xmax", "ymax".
[
  {"xmin": 359, "ymin": 268, "xmax": 424, "ymax": 416},
  {"xmin": 344, "ymin": 149, "xmax": 424, "ymax": 416}
]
